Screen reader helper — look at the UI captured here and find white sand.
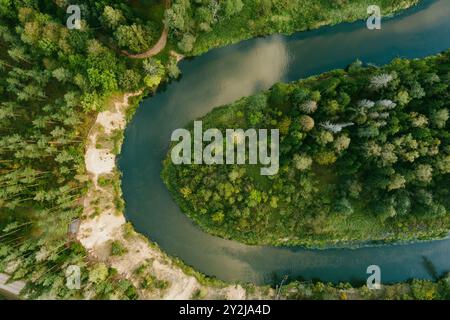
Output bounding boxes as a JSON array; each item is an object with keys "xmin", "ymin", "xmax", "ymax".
[
  {"xmin": 78, "ymin": 211, "xmax": 125, "ymax": 251},
  {"xmin": 96, "ymin": 110, "xmax": 126, "ymax": 135},
  {"xmin": 85, "ymin": 148, "xmax": 115, "ymax": 177}
]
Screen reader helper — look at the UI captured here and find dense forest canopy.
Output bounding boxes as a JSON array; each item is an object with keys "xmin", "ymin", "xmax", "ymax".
[
  {"xmin": 0, "ymin": 0, "xmax": 175, "ymax": 299},
  {"xmin": 163, "ymin": 52, "xmax": 450, "ymax": 246}
]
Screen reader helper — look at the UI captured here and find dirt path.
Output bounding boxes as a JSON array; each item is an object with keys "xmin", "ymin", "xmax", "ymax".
[{"xmin": 122, "ymin": 0, "xmax": 171, "ymax": 59}]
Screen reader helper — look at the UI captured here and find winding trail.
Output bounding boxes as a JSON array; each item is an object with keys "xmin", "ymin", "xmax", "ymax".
[{"xmin": 121, "ymin": 0, "xmax": 171, "ymax": 59}]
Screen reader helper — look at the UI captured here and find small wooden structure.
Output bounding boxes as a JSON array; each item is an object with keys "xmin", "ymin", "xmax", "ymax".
[{"xmin": 67, "ymin": 218, "xmax": 80, "ymax": 241}]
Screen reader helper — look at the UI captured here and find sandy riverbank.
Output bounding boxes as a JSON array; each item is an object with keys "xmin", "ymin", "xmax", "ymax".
[{"xmin": 77, "ymin": 92, "xmax": 257, "ymax": 299}]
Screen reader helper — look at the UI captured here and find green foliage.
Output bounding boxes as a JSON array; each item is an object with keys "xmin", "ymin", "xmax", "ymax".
[
  {"xmin": 282, "ymin": 273, "xmax": 450, "ymax": 300},
  {"xmin": 110, "ymin": 240, "xmax": 128, "ymax": 256},
  {"xmin": 114, "ymin": 24, "xmax": 154, "ymax": 53},
  {"xmin": 178, "ymin": 33, "xmax": 196, "ymax": 53},
  {"xmin": 0, "ymin": 0, "xmax": 172, "ymax": 299},
  {"xmin": 102, "ymin": 6, "xmax": 125, "ymax": 29},
  {"xmin": 167, "ymin": 57, "xmax": 181, "ymax": 79},
  {"xmin": 166, "ymin": 0, "xmax": 420, "ymax": 55},
  {"xmin": 163, "ymin": 52, "xmax": 450, "ymax": 246},
  {"xmin": 89, "ymin": 263, "xmax": 109, "ymax": 284},
  {"xmin": 143, "ymin": 58, "xmax": 165, "ymax": 88}
]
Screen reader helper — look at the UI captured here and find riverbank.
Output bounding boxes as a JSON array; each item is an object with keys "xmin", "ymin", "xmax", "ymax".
[
  {"xmin": 78, "ymin": 91, "xmax": 270, "ymax": 299},
  {"xmin": 189, "ymin": 0, "xmax": 420, "ymax": 55}
]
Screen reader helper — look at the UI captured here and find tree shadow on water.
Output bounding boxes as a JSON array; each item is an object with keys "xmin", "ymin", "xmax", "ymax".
[{"xmin": 422, "ymin": 256, "xmax": 439, "ymax": 280}]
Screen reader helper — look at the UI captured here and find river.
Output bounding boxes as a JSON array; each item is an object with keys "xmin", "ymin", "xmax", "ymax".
[{"xmin": 119, "ymin": 0, "xmax": 450, "ymax": 285}]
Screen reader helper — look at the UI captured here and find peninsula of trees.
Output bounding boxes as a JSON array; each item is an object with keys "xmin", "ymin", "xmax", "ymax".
[{"xmin": 163, "ymin": 52, "xmax": 450, "ymax": 246}]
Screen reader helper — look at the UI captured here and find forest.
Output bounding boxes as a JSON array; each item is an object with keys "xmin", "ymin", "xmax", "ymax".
[
  {"xmin": 0, "ymin": 0, "xmax": 174, "ymax": 299},
  {"xmin": 282, "ymin": 273, "xmax": 450, "ymax": 300},
  {"xmin": 1, "ymin": 0, "xmax": 445, "ymax": 300},
  {"xmin": 163, "ymin": 52, "xmax": 450, "ymax": 246}
]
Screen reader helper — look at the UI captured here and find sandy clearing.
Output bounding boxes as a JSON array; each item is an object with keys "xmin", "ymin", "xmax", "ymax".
[
  {"xmin": 79, "ymin": 92, "xmax": 140, "ymax": 256},
  {"xmin": 96, "ymin": 110, "xmax": 126, "ymax": 135},
  {"xmin": 224, "ymin": 285, "xmax": 247, "ymax": 300},
  {"xmin": 163, "ymin": 274, "xmax": 198, "ymax": 300},
  {"xmin": 78, "ymin": 211, "xmax": 125, "ymax": 251},
  {"xmin": 170, "ymin": 50, "xmax": 185, "ymax": 63}
]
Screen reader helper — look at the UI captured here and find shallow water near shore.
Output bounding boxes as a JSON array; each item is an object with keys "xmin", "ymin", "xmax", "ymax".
[{"xmin": 119, "ymin": 0, "xmax": 450, "ymax": 285}]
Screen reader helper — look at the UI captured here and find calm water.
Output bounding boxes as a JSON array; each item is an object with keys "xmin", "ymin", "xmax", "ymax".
[{"xmin": 119, "ymin": 0, "xmax": 450, "ymax": 285}]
